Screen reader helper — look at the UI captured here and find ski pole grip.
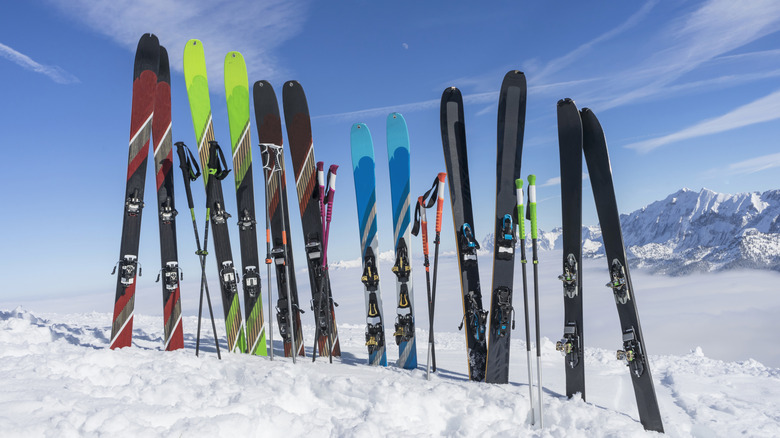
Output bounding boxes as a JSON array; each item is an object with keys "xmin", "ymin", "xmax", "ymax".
[
  {"xmin": 327, "ymin": 165, "xmax": 339, "ymax": 192},
  {"xmin": 435, "ymin": 172, "xmax": 446, "ymax": 233},
  {"xmin": 515, "ymin": 178, "xmax": 525, "ymax": 240},
  {"xmin": 317, "ymin": 161, "xmax": 325, "ymax": 185},
  {"xmin": 419, "ymin": 196, "xmax": 429, "ymax": 256},
  {"xmin": 527, "ymin": 174, "xmax": 538, "ymax": 240}
]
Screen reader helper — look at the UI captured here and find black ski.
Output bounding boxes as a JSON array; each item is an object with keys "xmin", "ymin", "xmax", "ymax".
[
  {"xmin": 253, "ymin": 80, "xmax": 305, "ymax": 357},
  {"xmin": 556, "ymin": 98, "xmax": 585, "ymax": 398},
  {"xmin": 485, "ymin": 71, "xmax": 526, "ymax": 384},
  {"xmin": 581, "ymin": 108, "xmax": 664, "ymax": 433},
  {"xmin": 283, "ymin": 80, "xmax": 340, "ymax": 359},
  {"xmin": 440, "ymin": 86, "xmax": 488, "ymax": 381}
]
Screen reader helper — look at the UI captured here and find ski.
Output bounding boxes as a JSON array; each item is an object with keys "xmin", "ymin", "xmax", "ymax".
[
  {"xmin": 440, "ymin": 86, "xmax": 488, "ymax": 381},
  {"xmin": 556, "ymin": 98, "xmax": 585, "ymax": 398},
  {"xmin": 282, "ymin": 81, "xmax": 340, "ymax": 358},
  {"xmin": 581, "ymin": 108, "xmax": 664, "ymax": 433},
  {"xmin": 110, "ymin": 33, "xmax": 159, "ymax": 350},
  {"xmin": 485, "ymin": 70, "xmax": 526, "ymax": 384},
  {"xmin": 253, "ymin": 80, "xmax": 305, "ymax": 357},
  {"xmin": 351, "ymin": 123, "xmax": 388, "ymax": 366},
  {"xmin": 183, "ymin": 39, "xmax": 246, "ymax": 353},
  {"xmin": 151, "ymin": 45, "xmax": 184, "ymax": 351},
  {"xmin": 386, "ymin": 113, "xmax": 417, "ymax": 369},
  {"xmin": 225, "ymin": 52, "xmax": 266, "ymax": 356}
]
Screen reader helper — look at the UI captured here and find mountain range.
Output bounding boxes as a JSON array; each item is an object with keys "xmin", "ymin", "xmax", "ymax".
[{"xmin": 481, "ymin": 188, "xmax": 780, "ymax": 275}]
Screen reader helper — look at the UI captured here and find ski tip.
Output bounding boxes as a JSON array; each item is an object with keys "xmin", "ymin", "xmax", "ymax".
[
  {"xmin": 186, "ymin": 39, "xmax": 202, "ymax": 48},
  {"xmin": 388, "ymin": 112, "xmax": 404, "ymax": 121},
  {"xmin": 285, "ymin": 80, "xmax": 300, "ymax": 88},
  {"xmin": 558, "ymin": 97, "xmax": 575, "ymax": 106},
  {"xmin": 515, "ymin": 178, "xmax": 523, "ymax": 189},
  {"xmin": 225, "ymin": 51, "xmax": 245, "ymax": 64}
]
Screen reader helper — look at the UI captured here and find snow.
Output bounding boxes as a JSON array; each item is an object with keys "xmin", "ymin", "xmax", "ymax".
[
  {"xmin": 2, "ymin": 307, "xmax": 779, "ymax": 437},
  {"xmin": 2, "ymin": 247, "xmax": 780, "ymax": 436}
]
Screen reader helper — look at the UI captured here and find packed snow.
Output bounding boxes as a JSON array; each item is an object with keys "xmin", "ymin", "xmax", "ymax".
[{"xmin": 2, "ymin": 250, "xmax": 780, "ymax": 436}]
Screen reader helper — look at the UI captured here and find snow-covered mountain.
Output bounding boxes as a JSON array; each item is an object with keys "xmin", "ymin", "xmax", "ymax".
[{"xmin": 482, "ymin": 188, "xmax": 780, "ymax": 275}]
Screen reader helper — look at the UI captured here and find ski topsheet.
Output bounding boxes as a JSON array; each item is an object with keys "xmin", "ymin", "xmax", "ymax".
[
  {"xmin": 111, "ymin": 33, "xmax": 160, "ymax": 349},
  {"xmin": 351, "ymin": 123, "xmax": 388, "ymax": 367},
  {"xmin": 440, "ymin": 87, "xmax": 488, "ymax": 381},
  {"xmin": 386, "ymin": 113, "xmax": 417, "ymax": 369},
  {"xmin": 183, "ymin": 39, "xmax": 247, "ymax": 353},
  {"xmin": 224, "ymin": 52, "xmax": 266, "ymax": 356},
  {"xmin": 282, "ymin": 81, "xmax": 340, "ymax": 358},
  {"xmin": 556, "ymin": 98, "xmax": 585, "ymax": 398},
  {"xmin": 485, "ymin": 71, "xmax": 526, "ymax": 383},
  {"xmin": 581, "ymin": 108, "xmax": 663, "ymax": 433},
  {"xmin": 253, "ymin": 80, "xmax": 305, "ymax": 357},
  {"xmin": 152, "ymin": 45, "xmax": 184, "ymax": 351}
]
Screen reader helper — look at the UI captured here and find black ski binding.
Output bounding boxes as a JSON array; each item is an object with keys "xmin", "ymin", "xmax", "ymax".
[
  {"xmin": 361, "ymin": 249, "xmax": 380, "ymax": 291},
  {"xmin": 494, "ymin": 286, "xmax": 515, "ymax": 337},
  {"xmin": 125, "ymin": 188, "xmax": 144, "ymax": 217},
  {"xmin": 158, "ymin": 197, "xmax": 177, "ymax": 224},
  {"xmin": 393, "ymin": 285, "xmax": 413, "ymax": 344},
  {"xmin": 556, "ymin": 321, "xmax": 581, "ymax": 368},
  {"xmin": 219, "ymin": 261, "xmax": 239, "ymax": 296},
  {"xmin": 242, "ymin": 266, "xmax": 260, "ymax": 298},
  {"xmin": 606, "ymin": 258, "xmax": 630, "ymax": 304},
  {"xmin": 495, "ymin": 214, "xmax": 515, "ymax": 261},
  {"xmin": 558, "ymin": 253, "xmax": 578, "ymax": 299},
  {"xmin": 458, "ymin": 290, "xmax": 487, "ymax": 342},
  {"xmin": 365, "ymin": 291, "xmax": 384, "ymax": 351},
  {"xmin": 276, "ymin": 297, "xmax": 291, "ymax": 342},
  {"xmin": 237, "ymin": 208, "xmax": 256, "ymax": 231},
  {"xmin": 211, "ymin": 201, "xmax": 231, "ymax": 225},
  {"xmin": 459, "ymin": 223, "xmax": 480, "ymax": 265},
  {"xmin": 616, "ymin": 327, "xmax": 645, "ymax": 378},
  {"xmin": 155, "ymin": 261, "xmax": 181, "ymax": 291},
  {"xmin": 112, "ymin": 254, "xmax": 141, "ymax": 288}
]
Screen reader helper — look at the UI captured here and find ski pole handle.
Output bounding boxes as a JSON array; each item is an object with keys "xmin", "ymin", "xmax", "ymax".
[
  {"xmin": 326, "ymin": 164, "xmax": 339, "ymax": 218},
  {"xmin": 419, "ymin": 196, "xmax": 429, "ymax": 257},
  {"xmin": 435, "ymin": 172, "xmax": 446, "ymax": 235},
  {"xmin": 516, "ymin": 178, "xmax": 525, "ymax": 240},
  {"xmin": 527, "ymin": 174, "xmax": 537, "ymax": 240}
]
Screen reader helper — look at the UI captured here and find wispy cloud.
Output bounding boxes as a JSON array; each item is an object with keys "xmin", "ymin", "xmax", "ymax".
[
  {"xmin": 727, "ymin": 152, "xmax": 780, "ymax": 175},
  {"xmin": 46, "ymin": 0, "xmax": 308, "ymax": 89},
  {"xmin": 0, "ymin": 42, "xmax": 78, "ymax": 84},
  {"xmin": 625, "ymin": 88, "xmax": 780, "ymax": 153}
]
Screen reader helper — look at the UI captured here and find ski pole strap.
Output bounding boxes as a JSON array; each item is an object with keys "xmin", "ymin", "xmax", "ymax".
[
  {"xmin": 208, "ymin": 141, "xmax": 231, "ymax": 181},
  {"xmin": 412, "ymin": 173, "xmax": 443, "ymax": 236},
  {"xmin": 526, "ymin": 174, "xmax": 537, "ymax": 239},
  {"xmin": 175, "ymin": 141, "xmax": 201, "ymax": 181},
  {"xmin": 515, "ymin": 179, "xmax": 525, "ymax": 240}
]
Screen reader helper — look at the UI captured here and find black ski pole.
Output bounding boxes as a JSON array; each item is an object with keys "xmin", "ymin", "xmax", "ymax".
[
  {"xmin": 429, "ymin": 172, "xmax": 447, "ymax": 374},
  {"xmin": 175, "ymin": 142, "xmax": 221, "ymax": 360},
  {"xmin": 259, "ymin": 144, "xmax": 275, "ymax": 361}
]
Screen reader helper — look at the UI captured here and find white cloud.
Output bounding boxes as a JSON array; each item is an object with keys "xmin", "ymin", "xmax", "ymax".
[
  {"xmin": 46, "ymin": 0, "xmax": 308, "ymax": 88},
  {"xmin": 402, "ymin": 43, "xmax": 409, "ymax": 50},
  {"xmin": 625, "ymin": 88, "xmax": 780, "ymax": 152},
  {"xmin": 727, "ymin": 152, "xmax": 780, "ymax": 175},
  {"xmin": 0, "ymin": 42, "xmax": 79, "ymax": 84}
]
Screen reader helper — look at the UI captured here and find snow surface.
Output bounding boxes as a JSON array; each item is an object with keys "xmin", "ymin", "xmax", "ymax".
[
  {"xmin": 2, "ymin": 247, "xmax": 780, "ymax": 436},
  {"xmin": 2, "ymin": 308, "xmax": 779, "ymax": 437}
]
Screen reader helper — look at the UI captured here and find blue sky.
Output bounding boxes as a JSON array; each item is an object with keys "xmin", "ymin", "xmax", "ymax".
[{"xmin": 1, "ymin": 0, "xmax": 779, "ymax": 303}]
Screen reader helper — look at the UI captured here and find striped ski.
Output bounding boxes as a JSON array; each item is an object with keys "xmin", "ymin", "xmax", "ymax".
[
  {"xmin": 386, "ymin": 113, "xmax": 417, "ymax": 369},
  {"xmin": 225, "ymin": 52, "xmax": 266, "ymax": 356},
  {"xmin": 110, "ymin": 33, "xmax": 159, "ymax": 349},
  {"xmin": 351, "ymin": 123, "xmax": 388, "ymax": 366},
  {"xmin": 183, "ymin": 39, "xmax": 247, "ymax": 353},
  {"xmin": 282, "ymin": 81, "xmax": 340, "ymax": 358},
  {"xmin": 152, "ymin": 45, "xmax": 184, "ymax": 350},
  {"xmin": 253, "ymin": 80, "xmax": 305, "ymax": 357}
]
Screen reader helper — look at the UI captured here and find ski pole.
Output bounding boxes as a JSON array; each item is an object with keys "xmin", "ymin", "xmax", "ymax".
[
  {"xmin": 516, "ymin": 178, "xmax": 533, "ymax": 423},
  {"xmin": 430, "ymin": 172, "xmax": 447, "ymax": 373},
  {"xmin": 418, "ymin": 196, "xmax": 433, "ymax": 380},
  {"xmin": 260, "ymin": 144, "xmax": 275, "ymax": 361},
  {"xmin": 323, "ymin": 165, "xmax": 339, "ymax": 362},
  {"xmin": 527, "ymin": 174, "xmax": 543, "ymax": 428},
  {"xmin": 312, "ymin": 162, "xmax": 326, "ymax": 362},
  {"xmin": 273, "ymin": 146, "xmax": 298, "ymax": 362},
  {"xmin": 175, "ymin": 142, "xmax": 221, "ymax": 360}
]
